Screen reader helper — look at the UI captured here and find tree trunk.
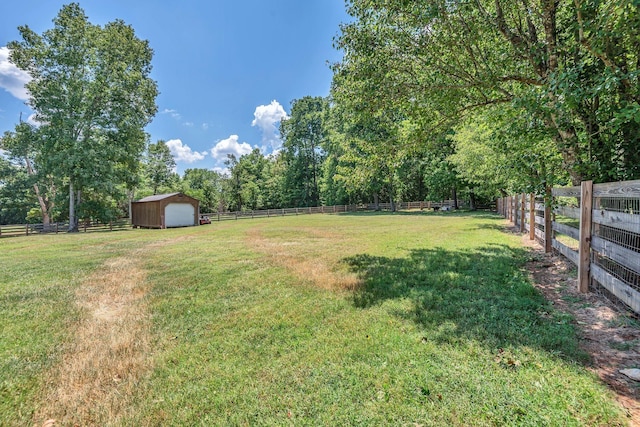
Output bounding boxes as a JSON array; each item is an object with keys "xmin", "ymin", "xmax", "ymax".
[
  {"xmin": 24, "ymin": 156, "xmax": 52, "ymax": 227},
  {"xmin": 373, "ymin": 193, "xmax": 380, "ymax": 211},
  {"xmin": 68, "ymin": 182, "xmax": 78, "ymax": 232},
  {"xmin": 452, "ymin": 187, "xmax": 458, "ymax": 209},
  {"xmin": 388, "ymin": 180, "xmax": 396, "ymax": 212}
]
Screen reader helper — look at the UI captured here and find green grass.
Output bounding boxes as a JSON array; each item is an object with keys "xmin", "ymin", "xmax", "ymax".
[{"xmin": 0, "ymin": 212, "xmax": 628, "ymax": 426}]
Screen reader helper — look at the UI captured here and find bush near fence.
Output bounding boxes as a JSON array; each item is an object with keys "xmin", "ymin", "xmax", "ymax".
[{"xmin": 497, "ymin": 179, "xmax": 640, "ymax": 315}]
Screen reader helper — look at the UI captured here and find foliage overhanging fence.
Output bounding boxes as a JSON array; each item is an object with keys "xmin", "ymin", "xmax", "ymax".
[{"xmin": 497, "ymin": 179, "xmax": 640, "ymax": 315}]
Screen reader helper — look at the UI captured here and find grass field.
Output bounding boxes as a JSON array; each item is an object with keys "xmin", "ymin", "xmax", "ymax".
[{"xmin": 0, "ymin": 211, "xmax": 628, "ymax": 426}]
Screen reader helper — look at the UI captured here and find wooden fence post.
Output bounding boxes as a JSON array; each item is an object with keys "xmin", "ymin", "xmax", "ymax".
[
  {"xmin": 529, "ymin": 193, "xmax": 535, "ymax": 240},
  {"xmin": 509, "ymin": 196, "xmax": 515, "ymax": 224},
  {"xmin": 510, "ymin": 196, "xmax": 515, "ymax": 222},
  {"xmin": 505, "ymin": 197, "xmax": 509, "ymax": 220},
  {"xmin": 26, "ymin": 224, "xmax": 29, "ymax": 236},
  {"xmin": 578, "ymin": 180, "xmax": 593, "ymax": 293},
  {"xmin": 544, "ymin": 186, "xmax": 552, "ymax": 253},
  {"xmin": 520, "ymin": 193, "xmax": 526, "ymax": 233}
]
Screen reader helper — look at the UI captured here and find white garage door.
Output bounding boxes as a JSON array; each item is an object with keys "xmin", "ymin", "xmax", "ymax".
[{"xmin": 165, "ymin": 203, "xmax": 195, "ymax": 228}]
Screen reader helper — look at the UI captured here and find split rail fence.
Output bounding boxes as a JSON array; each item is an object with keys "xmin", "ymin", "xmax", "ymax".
[
  {"xmin": 497, "ymin": 179, "xmax": 640, "ymax": 315},
  {"xmin": 202, "ymin": 200, "xmax": 459, "ymax": 221},
  {"xmin": 0, "ymin": 219, "xmax": 130, "ymax": 238},
  {"xmin": 1, "ymin": 200, "xmax": 458, "ymax": 238}
]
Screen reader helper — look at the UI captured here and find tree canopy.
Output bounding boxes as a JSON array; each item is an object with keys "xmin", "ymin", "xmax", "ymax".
[
  {"xmin": 7, "ymin": 3, "xmax": 158, "ymax": 230},
  {"xmin": 333, "ymin": 0, "xmax": 640, "ymax": 186}
]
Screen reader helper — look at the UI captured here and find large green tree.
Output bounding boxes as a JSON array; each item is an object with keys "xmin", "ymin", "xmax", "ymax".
[
  {"xmin": 0, "ymin": 123, "xmax": 57, "ymax": 225},
  {"xmin": 223, "ymin": 149, "xmax": 272, "ymax": 211},
  {"xmin": 334, "ymin": 0, "xmax": 640, "ymax": 185},
  {"xmin": 181, "ymin": 168, "xmax": 223, "ymax": 213},
  {"xmin": 0, "ymin": 155, "xmax": 35, "ymax": 224},
  {"xmin": 280, "ymin": 96, "xmax": 328, "ymax": 207},
  {"xmin": 449, "ymin": 108, "xmax": 568, "ymax": 197},
  {"xmin": 8, "ymin": 3, "xmax": 158, "ymax": 231},
  {"xmin": 145, "ymin": 140, "xmax": 176, "ymax": 195}
]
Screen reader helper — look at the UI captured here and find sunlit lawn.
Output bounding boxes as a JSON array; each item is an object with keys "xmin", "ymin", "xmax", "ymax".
[{"xmin": 0, "ymin": 211, "xmax": 627, "ymax": 426}]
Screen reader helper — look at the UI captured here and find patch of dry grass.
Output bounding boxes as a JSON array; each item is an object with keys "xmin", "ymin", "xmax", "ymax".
[
  {"xmin": 246, "ymin": 227, "xmax": 362, "ymax": 292},
  {"xmin": 32, "ymin": 251, "xmax": 151, "ymax": 426}
]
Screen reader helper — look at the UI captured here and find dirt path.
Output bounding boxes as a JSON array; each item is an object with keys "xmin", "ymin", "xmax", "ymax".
[
  {"xmin": 518, "ymin": 231, "xmax": 640, "ymax": 425},
  {"xmin": 33, "ymin": 249, "xmax": 153, "ymax": 426}
]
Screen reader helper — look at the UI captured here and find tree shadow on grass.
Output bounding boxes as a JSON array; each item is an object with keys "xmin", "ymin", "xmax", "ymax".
[{"xmin": 344, "ymin": 245, "xmax": 588, "ymax": 363}]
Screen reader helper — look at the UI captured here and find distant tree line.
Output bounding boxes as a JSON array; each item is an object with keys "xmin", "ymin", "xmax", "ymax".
[{"xmin": 2, "ymin": 1, "xmax": 639, "ymax": 225}]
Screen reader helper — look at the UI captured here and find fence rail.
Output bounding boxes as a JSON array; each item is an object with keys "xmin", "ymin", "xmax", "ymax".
[
  {"xmin": 497, "ymin": 179, "xmax": 640, "ymax": 315},
  {"xmin": 201, "ymin": 200, "xmax": 462, "ymax": 222},
  {"xmin": 0, "ymin": 219, "xmax": 130, "ymax": 238},
  {"xmin": 2, "ymin": 200, "xmax": 460, "ymax": 238}
]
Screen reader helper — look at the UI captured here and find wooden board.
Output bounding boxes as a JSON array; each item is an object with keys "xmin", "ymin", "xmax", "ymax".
[
  {"xmin": 593, "ymin": 180, "xmax": 640, "ymax": 198},
  {"xmin": 591, "ymin": 264, "xmax": 640, "ymax": 314},
  {"xmin": 591, "ymin": 235, "xmax": 640, "ymax": 275},
  {"xmin": 552, "ymin": 221, "xmax": 580, "ymax": 240},
  {"xmin": 592, "ymin": 209, "xmax": 640, "ymax": 234},
  {"xmin": 552, "ymin": 186, "xmax": 581, "ymax": 197},
  {"xmin": 554, "ymin": 206, "xmax": 580, "ymax": 219},
  {"xmin": 552, "ymin": 239, "xmax": 579, "ymax": 266}
]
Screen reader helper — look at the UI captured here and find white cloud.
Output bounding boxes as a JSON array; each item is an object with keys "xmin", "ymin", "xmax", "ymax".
[
  {"xmin": 212, "ymin": 166, "xmax": 230, "ymax": 176},
  {"xmin": 268, "ymin": 148, "xmax": 282, "ymax": 159},
  {"xmin": 210, "ymin": 135, "xmax": 253, "ymax": 160},
  {"xmin": 161, "ymin": 108, "xmax": 182, "ymax": 120},
  {"xmin": 166, "ymin": 138, "xmax": 206, "ymax": 163},
  {"xmin": 251, "ymin": 100, "xmax": 288, "ymax": 150},
  {"xmin": 202, "ymin": 123, "xmax": 209, "ymax": 130},
  {"xmin": 0, "ymin": 46, "xmax": 31, "ymax": 100},
  {"xmin": 184, "ymin": 121, "xmax": 194, "ymax": 127}
]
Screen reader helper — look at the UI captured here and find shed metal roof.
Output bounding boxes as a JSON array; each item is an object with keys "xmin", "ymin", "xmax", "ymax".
[{"xmin": 135, "ymin": 192, "xmax": 183, "ymax": 202}]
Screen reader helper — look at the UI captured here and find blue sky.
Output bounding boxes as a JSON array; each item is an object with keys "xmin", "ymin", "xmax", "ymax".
[{"xmin": 0, "ymin": 1, "xmax": 350, "ymax": 174}]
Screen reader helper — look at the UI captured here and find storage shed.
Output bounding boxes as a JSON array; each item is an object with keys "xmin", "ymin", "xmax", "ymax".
[{"xmin": 131, "ymin": 193, "xmax": 199, "ymax": 229}]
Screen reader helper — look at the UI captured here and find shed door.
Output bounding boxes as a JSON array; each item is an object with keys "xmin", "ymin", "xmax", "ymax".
[{"xmin": 165, "ymin": 203, "xmax": 195, "ymax": 228}]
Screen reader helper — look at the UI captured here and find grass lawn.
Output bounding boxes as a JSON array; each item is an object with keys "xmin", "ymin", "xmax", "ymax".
[{"xmin": 0, "ymin": 211, "xmax": 628, "ymax": 426}]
